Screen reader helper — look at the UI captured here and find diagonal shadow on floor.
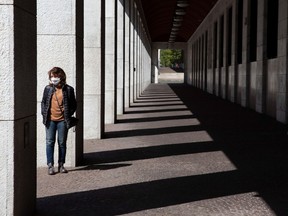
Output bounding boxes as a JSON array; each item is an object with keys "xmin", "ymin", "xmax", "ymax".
[
  {"xmin": 37, "ymin": 83, "xmax": 288, "ymax": 216},
  {"xmin": 84, "ymin": 141, "xmax": 219, "ymax": 164}
]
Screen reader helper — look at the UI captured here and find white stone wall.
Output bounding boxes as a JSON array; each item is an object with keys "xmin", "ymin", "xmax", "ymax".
[
  {"xmin": 187, "ymin": 0, "xmax": 288, "ymax": 123},
  {"xmin": 37, "ymin": 0, "xmax": 83, "ymax": 167}
]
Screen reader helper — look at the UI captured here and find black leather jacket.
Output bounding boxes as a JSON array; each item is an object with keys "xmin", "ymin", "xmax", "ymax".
[{"xmin": 41, "ymin": 84, "xmax": 77, "ymax": 129}]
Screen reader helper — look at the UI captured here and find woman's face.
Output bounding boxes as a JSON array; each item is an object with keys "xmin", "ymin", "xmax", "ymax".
[{"xmin": 50, "ymin": 73, "xmax": 61, "ymax": 86}]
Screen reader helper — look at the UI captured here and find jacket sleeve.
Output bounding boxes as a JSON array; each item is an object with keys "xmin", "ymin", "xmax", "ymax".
[
  {"xmin": 41, "ymin": 86, "xmax": 49, "ymax": 115},
  {"xmin": 69, "ymin": 86, "xmax": 77, "ymax": 116}
]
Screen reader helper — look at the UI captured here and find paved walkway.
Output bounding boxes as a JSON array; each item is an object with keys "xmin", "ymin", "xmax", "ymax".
[
  {"xmin": 37, "ymin": 83, "xmax": 288, "ymax": 216},
  {"xmin": 158, "ymin": 67, "xmax": 184, "ymax": 83}
]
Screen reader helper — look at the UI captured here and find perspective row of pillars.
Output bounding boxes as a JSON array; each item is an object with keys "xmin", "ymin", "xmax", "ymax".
[
  {"xmin": 186, "ymin": 0, "xmax": 288, "ymax": 124},
  {"xmin": 0, "ymin": 0, "xmax": 151, "ymax": 215}
]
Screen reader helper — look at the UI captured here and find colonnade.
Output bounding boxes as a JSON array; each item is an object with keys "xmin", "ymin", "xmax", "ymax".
[
  {"xmin": 0, "ymin": 0, "xmax": 151, "ymax": 215},
  {"xmin": 3, "ymin": 0, "xmax": 288, "ymax": 215},
  {"xmin": 186, "ymin": 0, "xmax": 288, "ymax": 123}
]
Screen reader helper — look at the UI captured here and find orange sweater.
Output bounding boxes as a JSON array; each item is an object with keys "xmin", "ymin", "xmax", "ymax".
[{"xmin": 50, "ymin": 88, "xmax": 64, "ymax": 121}]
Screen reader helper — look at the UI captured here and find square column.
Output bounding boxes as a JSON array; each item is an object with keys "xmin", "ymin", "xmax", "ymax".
[
  {"xmin": 37, "ymin": 0, "xmax": 84, "ymax": 167},
  {"xmin": 0, "ymin": 1, "xmax": 36, "ymax": 215},
  {"xmin": 186, "ymin": 42, "xmax": 193, "ymax": 85},
  {"xmin": 124, "ymin": 0, "xmax": 130, "ymax": 108},
  {"xmin": 84, "ymin": 0, "xmax": 103, "ymax": 139},
  {"xmin": 239, "ymin": 0, "xmax": 249, "ymax": 106},
  {"xmin": 117, "ymin": 0, "xmax": 125, "ymax": 115},
  {"xmin": 255, "ymin": 0, "xmax": 266, "ymax": 113},
  {"xmin": 135, "ymin": 15, "xmax": 140, "ymax": 99},
  {"xmin": 277, "ymin": 0, "xmax": 288, "ymax": 123},
  {"xmin": 105, "ymin": 0, "xmax": 116, "ymax": 124},
  {"xmin": 151, "ymin": 48, "xmax": 159, "ymax": 83},
  {"xmin": 129, "ymin": 0, "xmax": 135, "ymax": 104}
]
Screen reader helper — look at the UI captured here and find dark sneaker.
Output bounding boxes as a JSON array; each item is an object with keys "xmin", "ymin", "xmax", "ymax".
[
  {"xmin": 58, "ymin": 163, "xmax": 68, "ymax": 173},
  {"xmin": 48, "ymin": 164, "xmax": 55, "ymax": 175}
]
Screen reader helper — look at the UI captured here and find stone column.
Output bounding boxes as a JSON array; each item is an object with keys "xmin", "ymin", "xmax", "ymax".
[
  {"xmin": 105, "ymin": 0, "xmax": 116, "ymax": 123},
  {"xmin": 84, "ymin": 0, "xmax": 102, "ymax": 139},
  {"xmin": 239, "ymin": 0, "xmax": 249, "ymax": 106},
  {"xmin": 183, "ymin": 45, "xmax": 189, "ymax": 84},
  {"xmin": 229, "ymin": 2, "xmax": 237, "ymax": 102},
  {"xmin": 215, "ymin": 18, "xmax": 220, "ymax": 96},
  {"xmin": 221, "ymin": 12, "xmax": 227, "ymax": 98},
  {"xmin": 140, "ymin": 31, "xmax": 144, "ymax": 93},
  {"xmin": 151, "ymin": 48, "xmax": 159, "ymax": 83},
  {"xmin": 186, "ymin": 42, "xmax": 193, "ymax": 84},
  {"xmin": 37, "ymin": 0, "xmax": 84, "ymax": 167},
  {"xmin": 132, "ymin": 6, "xmax": 138, "ymax": 102},
  {"xmin": 255, "ymin": 0, "xmax": 266, "ymax": 113},
  {"xmin": 130, "ymin": 0, "xmax": 135, "ymax": 104},
  {"xmin": 117, "ymin": 0, "xmax": 125, "ymax": 115},
  {"xmin": 124, "ymin": 0, "xmax": 130, "ymax": 108},
  {"xmin": 136, "ymin": 18, "xmax": 140, "ymax": 98},
  {"xmin": 134, "ymin": 13, "xmax": 138, "ymax": 99},
  {"xmin": 0, "ymin": 1, "xmax": 36, "ymax": 215},
  {"xmin": 192, "ymin": 43, "xmax": 196, "ymax": 86},
  {"xmin": 277, "ymin": 0, "xmax": 288, "ymax": 123}
]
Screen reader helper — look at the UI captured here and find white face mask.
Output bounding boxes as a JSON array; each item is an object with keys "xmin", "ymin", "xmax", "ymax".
[{"xmin": 50, "ymin": 77, "xmax": 61, "ymax": 86}]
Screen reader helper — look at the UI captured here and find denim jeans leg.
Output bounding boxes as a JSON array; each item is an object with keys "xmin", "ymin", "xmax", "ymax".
[
  {"xmin": 46, "ymin": 121, "xmax": 57, "ymax": 165},
  {"xmin": 57, "ymin": 120, "xmax": 68, "ymax": 164}
]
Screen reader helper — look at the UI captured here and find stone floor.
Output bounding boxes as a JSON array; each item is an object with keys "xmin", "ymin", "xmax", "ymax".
[
  {"xmin": 158, "ymin": 67, "xmax": 184, "ymax": 83},
  {"xmin": 36, "ymin": 83, "xmax": 288, "ymax": 216}
]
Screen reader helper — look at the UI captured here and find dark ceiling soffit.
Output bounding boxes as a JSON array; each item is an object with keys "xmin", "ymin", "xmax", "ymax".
[
  {"xmin": 134, "ymin": 0, "xmax": 152, "ymax": 44},
  {"xmin": 140, "ymin": 0, "xmax": 219, "ymax": 43}
]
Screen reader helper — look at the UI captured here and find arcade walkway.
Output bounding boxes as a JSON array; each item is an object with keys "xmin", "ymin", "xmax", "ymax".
[{"xmin": 36, "ymin": 83, "xmax": 288, "ymax": 216}]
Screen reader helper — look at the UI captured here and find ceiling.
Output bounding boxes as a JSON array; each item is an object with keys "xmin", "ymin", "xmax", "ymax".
[{"xmin": 140, "ymin": 0, "xmax": 219, "ymax": 42}]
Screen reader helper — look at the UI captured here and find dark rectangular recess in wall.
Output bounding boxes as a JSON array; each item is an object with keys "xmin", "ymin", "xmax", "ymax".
[
  {"xmin": 202, "ymin": 33, "xmax": 205, "ymax": 72},
  {"xmin": 196, "ymin": 40, "xmax": 198, "ymax": 76},
  {"xmin": 227, "ymin": 7, "xmax": 232, "ymax": 66},
  {"xmin": 249, "ymin": 0, "xmax": 257, "ymax": 62},
  {"xmin": 219, "ymin": 15, "xmax": 224, "ymax": 67},
  {"xmin": 202, "ymin": 34, "xmax": 205, "ymax": 87},
  {"xmin": 207, "ymin": 30, "xmax": 212, "ymax": 69},
  {"xmin": 267, "ymin": 0, "xmax": 279, "ymax": 59},
  {"xmin": 205, "ymin": 31, "xmax": 208, "ymax": 90},
  {"xmin": 237, "ymin": 0, "xmax": 243, "ymax": 64},
  {"xmin": 213, "ymin": 22, "xmax": 218, "ymax": 68},
  {"xmin": 205, "ymin": 31, "xmax": 208, "ymax": 70}
]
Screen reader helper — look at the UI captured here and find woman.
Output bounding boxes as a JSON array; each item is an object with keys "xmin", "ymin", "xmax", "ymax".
[{"xmin": 41, "ymin": 67, "xmax": 77, "ymax": 175}]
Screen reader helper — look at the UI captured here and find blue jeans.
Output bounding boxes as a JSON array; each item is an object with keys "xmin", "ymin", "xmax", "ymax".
[{"xmin": 46, "ymin": 120, "xmax": 68, "ymax": 165}]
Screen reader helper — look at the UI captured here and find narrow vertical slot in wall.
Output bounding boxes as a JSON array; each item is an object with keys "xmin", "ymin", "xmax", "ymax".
[
  {"xmin": 227, "ymin": 7, "xmax": 232, "ymax": 66},
  {"xmin": 237, "ymin": 0, "xmax": 243, "ymax": 64},
  {"xmin": 267, "ymin": 0, "xmax": 279, "ymax": 59},
  {"xmin": 213, "ymin": 22, "xmax": 218, "ymax": 69},
  {"xmin": 249, "ymin": 0, "xmax": 257, "ymax": 62},
  {"xmin": 219, "ymin": 15, "xmax": 224, "ymax": 67}
]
